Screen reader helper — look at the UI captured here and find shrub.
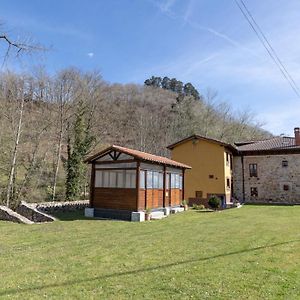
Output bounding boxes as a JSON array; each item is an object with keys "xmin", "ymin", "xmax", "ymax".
[
  {"xmin": 192, "ymin": 204, "xmax": 205, "ymax": 210},
  {"xmin": 145, "ymin": 208, "xmax": 151, "ymax": 214},
  {"xmin": 182, "ymin": 200, "xmax": 188, "ymax": 206},
  {"xmin": 208, "ymin": 196, "xmax": 221, "ymax": 210}
]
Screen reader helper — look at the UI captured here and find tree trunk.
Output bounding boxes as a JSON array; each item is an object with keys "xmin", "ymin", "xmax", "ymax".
[
  {"xmin": 52, "ymin": 128, "xmax": 63, "ymax": 201},
  {"xmin": 6, "ymin": 96, "xmax": 24, "ymax": 208}
]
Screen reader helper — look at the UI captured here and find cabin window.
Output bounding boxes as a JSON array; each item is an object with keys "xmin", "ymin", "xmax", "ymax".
[
  {"xmin": 147, "ymin": 171, "xmax": 153, "ymax": 189},
  {"xmin": 140, "ymin": 170, "xmax": 145, "ymax": 189},
  {"xmin": 249, "ymin": 164, "xmax": 258, "ymax": 177},
  {"xmin": 282, "ymin": 160, "xmax": 288, "ymax": 167},
  {"xmin": 250, "ymin": 187, "xmax": 258, "ymax": 197},
  {"xmin": 171, "ymin": 174, "xmax": 176, "ymax": 188},
  {"xmin": 116, "ymin": 170, "xmax": 124, "ymax": 188},
  {"xmin": 109, "ymin": 172, "xmax": 117, "ymax": 188},
  {"xmin": 95, "ymin": 170, "xmax": 136, "ymax": 188},
  {"xmin": 153, "ymin": 172, "xmax": 159, "ymax": 188},
  {"xmin": 125, "ymin": 170, "xmax": 136, "ymax": 188},
  {"xmin": 103, "ymin": 171, "xmax": 110, "ymax": 187},
  {"xmin": 179, "ymin": 174, "xmax": 183, "ymax": 190},
  {"xmin": 158, "ymin": 173, "xmax": 164, "ymax": 189},
  {"xmin": 166, "ymin": 174, "xmax": 170, "ymax": 189}
]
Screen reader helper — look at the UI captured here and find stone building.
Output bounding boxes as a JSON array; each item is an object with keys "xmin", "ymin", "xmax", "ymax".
[
  {"xmin": 232, "ymin": 128, "xmax": 300, "ymax": 204},
  {"xmin": 169, "ymin": 127, "xmax": 300, "ymax": 205}
]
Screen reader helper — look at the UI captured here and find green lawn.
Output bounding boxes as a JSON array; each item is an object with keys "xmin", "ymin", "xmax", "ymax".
[{"xmin": 0, "ymin": 206, "xmax": 299, "ymax": 299}]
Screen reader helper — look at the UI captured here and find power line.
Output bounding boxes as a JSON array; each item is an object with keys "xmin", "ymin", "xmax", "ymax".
[{"xmin": 234, "ymin": 0, "xmax": 300, "ymax": 98}]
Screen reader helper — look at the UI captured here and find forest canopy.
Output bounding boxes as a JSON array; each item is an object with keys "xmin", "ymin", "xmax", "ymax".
[{"xmin": 0, "ymin": 68, "xmax": 270, "ymax": 205}]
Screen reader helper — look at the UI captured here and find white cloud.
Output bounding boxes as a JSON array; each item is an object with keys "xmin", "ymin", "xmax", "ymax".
[{"xmin": 87, "ymin": 52, "xmax": 94, "ymax": 58}]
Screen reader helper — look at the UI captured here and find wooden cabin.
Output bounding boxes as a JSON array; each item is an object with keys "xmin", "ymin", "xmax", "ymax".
[{"xmin": 85, "ymin": 145, "xmax": 191, "ymax": 220}]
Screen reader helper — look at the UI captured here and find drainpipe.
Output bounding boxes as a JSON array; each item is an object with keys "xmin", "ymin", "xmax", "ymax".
[{"xmin": 241, "ymin": 155, "xmax": 245, "ymax": 203}]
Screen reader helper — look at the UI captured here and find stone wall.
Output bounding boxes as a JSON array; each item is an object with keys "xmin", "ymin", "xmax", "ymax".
[
  {"xmin": 233, "ymin": 154, "xmax": 300, "ymax": 204},
  {"xmin": 34, "ymin": 200, "xmax": 89, "ymax": 214},
  {"xmin": 16, "ymin": 202, "xmax": 55, "ymax": 223},
  {"xmin": 0, "ymin": 206, "xmax": 33, "ymax": 224}
]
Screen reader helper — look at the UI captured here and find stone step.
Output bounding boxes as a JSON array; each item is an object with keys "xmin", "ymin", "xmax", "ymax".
[
  {"xmin": 170, "ymin": 207, "xmax": 185, "ymax": 214},
  {"xmin": 150, "ymin": 211, "xmax": 166, "ymax": 220}
]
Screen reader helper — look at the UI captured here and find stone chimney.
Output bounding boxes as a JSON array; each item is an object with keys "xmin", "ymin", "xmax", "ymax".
[{"xmin": 295, "ymin": 127, "xmax": 300, "ymax": 146}]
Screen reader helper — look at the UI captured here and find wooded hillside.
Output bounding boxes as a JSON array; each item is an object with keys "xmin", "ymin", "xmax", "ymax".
[{"xmin": 0, "ymin": 68, "xmax": 270, "ymax": 205}]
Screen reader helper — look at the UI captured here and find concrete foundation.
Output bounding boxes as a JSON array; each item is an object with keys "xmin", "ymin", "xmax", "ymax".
[
  {"xmin": 163, "ymin": 207, "xmax": 170, "ymax": 216},
  {"xmin": 131, "ymin": 211, "xmax": 145, "ymax": 222},
  {"xmin": 84, "ymin": 208, "xmax": 94, "ymax": 218}
]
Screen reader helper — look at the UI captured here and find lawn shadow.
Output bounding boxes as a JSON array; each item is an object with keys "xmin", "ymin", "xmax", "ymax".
[
  {"xmin": 51, "ymin": 210, "xmax": 88, "ymax": 221},
  {"xmin": 1, "ymin": 239, "xmax": 299, "ymax": 296}
]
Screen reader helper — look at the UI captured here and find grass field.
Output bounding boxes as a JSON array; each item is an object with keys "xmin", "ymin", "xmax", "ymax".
[{"xmin": 0, "ymin": 206, "xmax": 299, "ymax": 299}]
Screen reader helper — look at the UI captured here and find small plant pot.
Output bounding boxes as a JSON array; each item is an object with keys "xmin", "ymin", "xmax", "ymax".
[{"xmin": 145, "ymin": 213, "xmax": 151, "ymax": 221}]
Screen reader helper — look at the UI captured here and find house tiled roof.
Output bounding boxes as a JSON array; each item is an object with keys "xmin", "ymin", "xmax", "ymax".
[
  {"xmin": 86, "ymin": 145, "xmax": 192, "ymax": 169},
  {"xmin": 167, "ymin": 134, "xmax": 236, "ymax": 151},
  {"xmin": 236, "ymin": 136, "xmax": 300, "ymax": 152}
]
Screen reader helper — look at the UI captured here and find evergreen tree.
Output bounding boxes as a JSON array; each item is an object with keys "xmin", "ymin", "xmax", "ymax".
[
  {"xmin": 144, "ymin": 76, "xmax": 162, "ymax": 88},
  {"xmin": 65, "ymin": 102, "xmax": 94, "ymax": 200},
  {"xmin": 161, "ymin": 76, "xmax": 171, "ymax": 89},
  {"xmin": 144, "ymin": 76, "xmax": 201, "ymax": 100}
]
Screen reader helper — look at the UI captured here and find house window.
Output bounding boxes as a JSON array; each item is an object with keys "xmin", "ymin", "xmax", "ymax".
[
  {"xmin": 249, "ymin": 164, "xmax": 258, "ymax": 177},
  {"xmin": 250, "ymin": 187, "xmax": 258, "ymax": 197},
  {"xmin": 226, "ymin": 178, "xmax": 230, "ymax": 189},
  {"xmin": 196, "ymin": 191, "xmax": 203, "ymax": 198},
  {"xmin": 283, "ymin": 184, "xmax": 290, "ymax": 191},
  {"xmin": 282, "ymin": 160, "xmax": 288, "ymax": 167},
  {"xmin": 226, "ymin": 152, "xmax": 229, "ymax": 165},
  {"xmin": 209, "ymin": 174, "xmax": 214, "ymax": 179}
]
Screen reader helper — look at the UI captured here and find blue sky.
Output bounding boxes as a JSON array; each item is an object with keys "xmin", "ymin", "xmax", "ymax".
[{"xmin": 1, "ymin": 0, "xmax": 300, "ymax": 136}]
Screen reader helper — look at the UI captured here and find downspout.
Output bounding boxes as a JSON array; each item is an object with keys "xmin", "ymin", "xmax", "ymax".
[{"xmin": 241, "ymin": 155, "xmax": 245, "ymax": 203}]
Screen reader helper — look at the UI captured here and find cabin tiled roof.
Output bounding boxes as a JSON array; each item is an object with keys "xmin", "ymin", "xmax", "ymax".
[
  {"xmin": 235, "ymin": 136, "xmax": 300, "ymax": 152},
  {"xmin": 86, "ymin": 145, "xmax": 191, "ymax": 169}
]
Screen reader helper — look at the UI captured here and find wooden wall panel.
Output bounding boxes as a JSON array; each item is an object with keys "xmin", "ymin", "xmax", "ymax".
[
  {"xmin": 93, "ymin": 188, "xmax": 137, "ymax": 211},
  {"xmin": 145, "ymin": 189, "xmax": 164, "ymax": 209},
  {"xmin": 146, "ymin": 190, "xmax": 153, "ymax": 208},
  {"xmin": 170, "ymin": 189, "xmax": 182, "ymax": 206},
  {"xmin": 138, "ymin": 189, "xmax": 146, "ymax": 210}
]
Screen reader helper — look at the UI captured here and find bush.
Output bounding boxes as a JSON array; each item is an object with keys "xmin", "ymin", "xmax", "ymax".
[
  {"xmin": 192, "ymin": 204, "xmax": 205, "ymax": 210},
  {"xmin": 208, "ymin": 196, "xmax": 221, "ymax": 210}
]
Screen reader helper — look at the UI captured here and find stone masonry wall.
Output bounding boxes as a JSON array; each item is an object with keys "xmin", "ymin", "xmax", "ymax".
[
  {"xmin": 16, "ymin": 202, "xmax": 55, "ymax": 223},
  {"xmin": 34, "ymin": 200, "xmax": 89, "ymax": 214},
  {"xmin": 233, "ymin": 154, "xmax": 300, "ymax": 204}
]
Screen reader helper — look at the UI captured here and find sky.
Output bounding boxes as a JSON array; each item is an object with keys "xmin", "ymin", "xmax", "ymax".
[{"xmin": 1, "ymin": 0, "xmax": 300, "ymax": 136}]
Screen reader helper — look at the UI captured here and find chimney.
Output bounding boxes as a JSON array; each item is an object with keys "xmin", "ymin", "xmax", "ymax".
[{"xmin": 295, "ymin": 127, "xmax": 300, "ymax": 146}]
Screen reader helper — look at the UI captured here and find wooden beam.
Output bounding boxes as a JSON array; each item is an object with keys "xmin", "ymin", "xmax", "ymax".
[
  {"xmin": 94, "ymin": 167, "xmax": 137, "ymax": 171},
  {"xmin": 108, "ymin": 151, "xmax": 115, "ymax": 160},
  {"xmin": 115, "ymin": 151, "xmax": 122, "ymax": 160},
  {"xmin": 145, "ymin": 171, "xmax": 148, "ymax": 209},
  {"xmin": 94, "ymin": 159, "xmax": 136, "ymax": 164},
  {"xmin": 136, "ymin": 161, "xmax": 140, "ymax": 211},
  {"xmin": 90, "ymin": 163, "xmax": 96, "ymax": 208},
  {"xmin": 182, "ymin": 169, "xmax": 185, "ymax": 201},
  {"xmin": 163, "ymin": 165, "xmax": 166, "ymax": 207}
]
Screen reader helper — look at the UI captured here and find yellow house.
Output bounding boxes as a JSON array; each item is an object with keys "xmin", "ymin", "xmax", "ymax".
[{"xmin": 167, "ymin": 135, "xmax": 236, "ymax": 206}]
